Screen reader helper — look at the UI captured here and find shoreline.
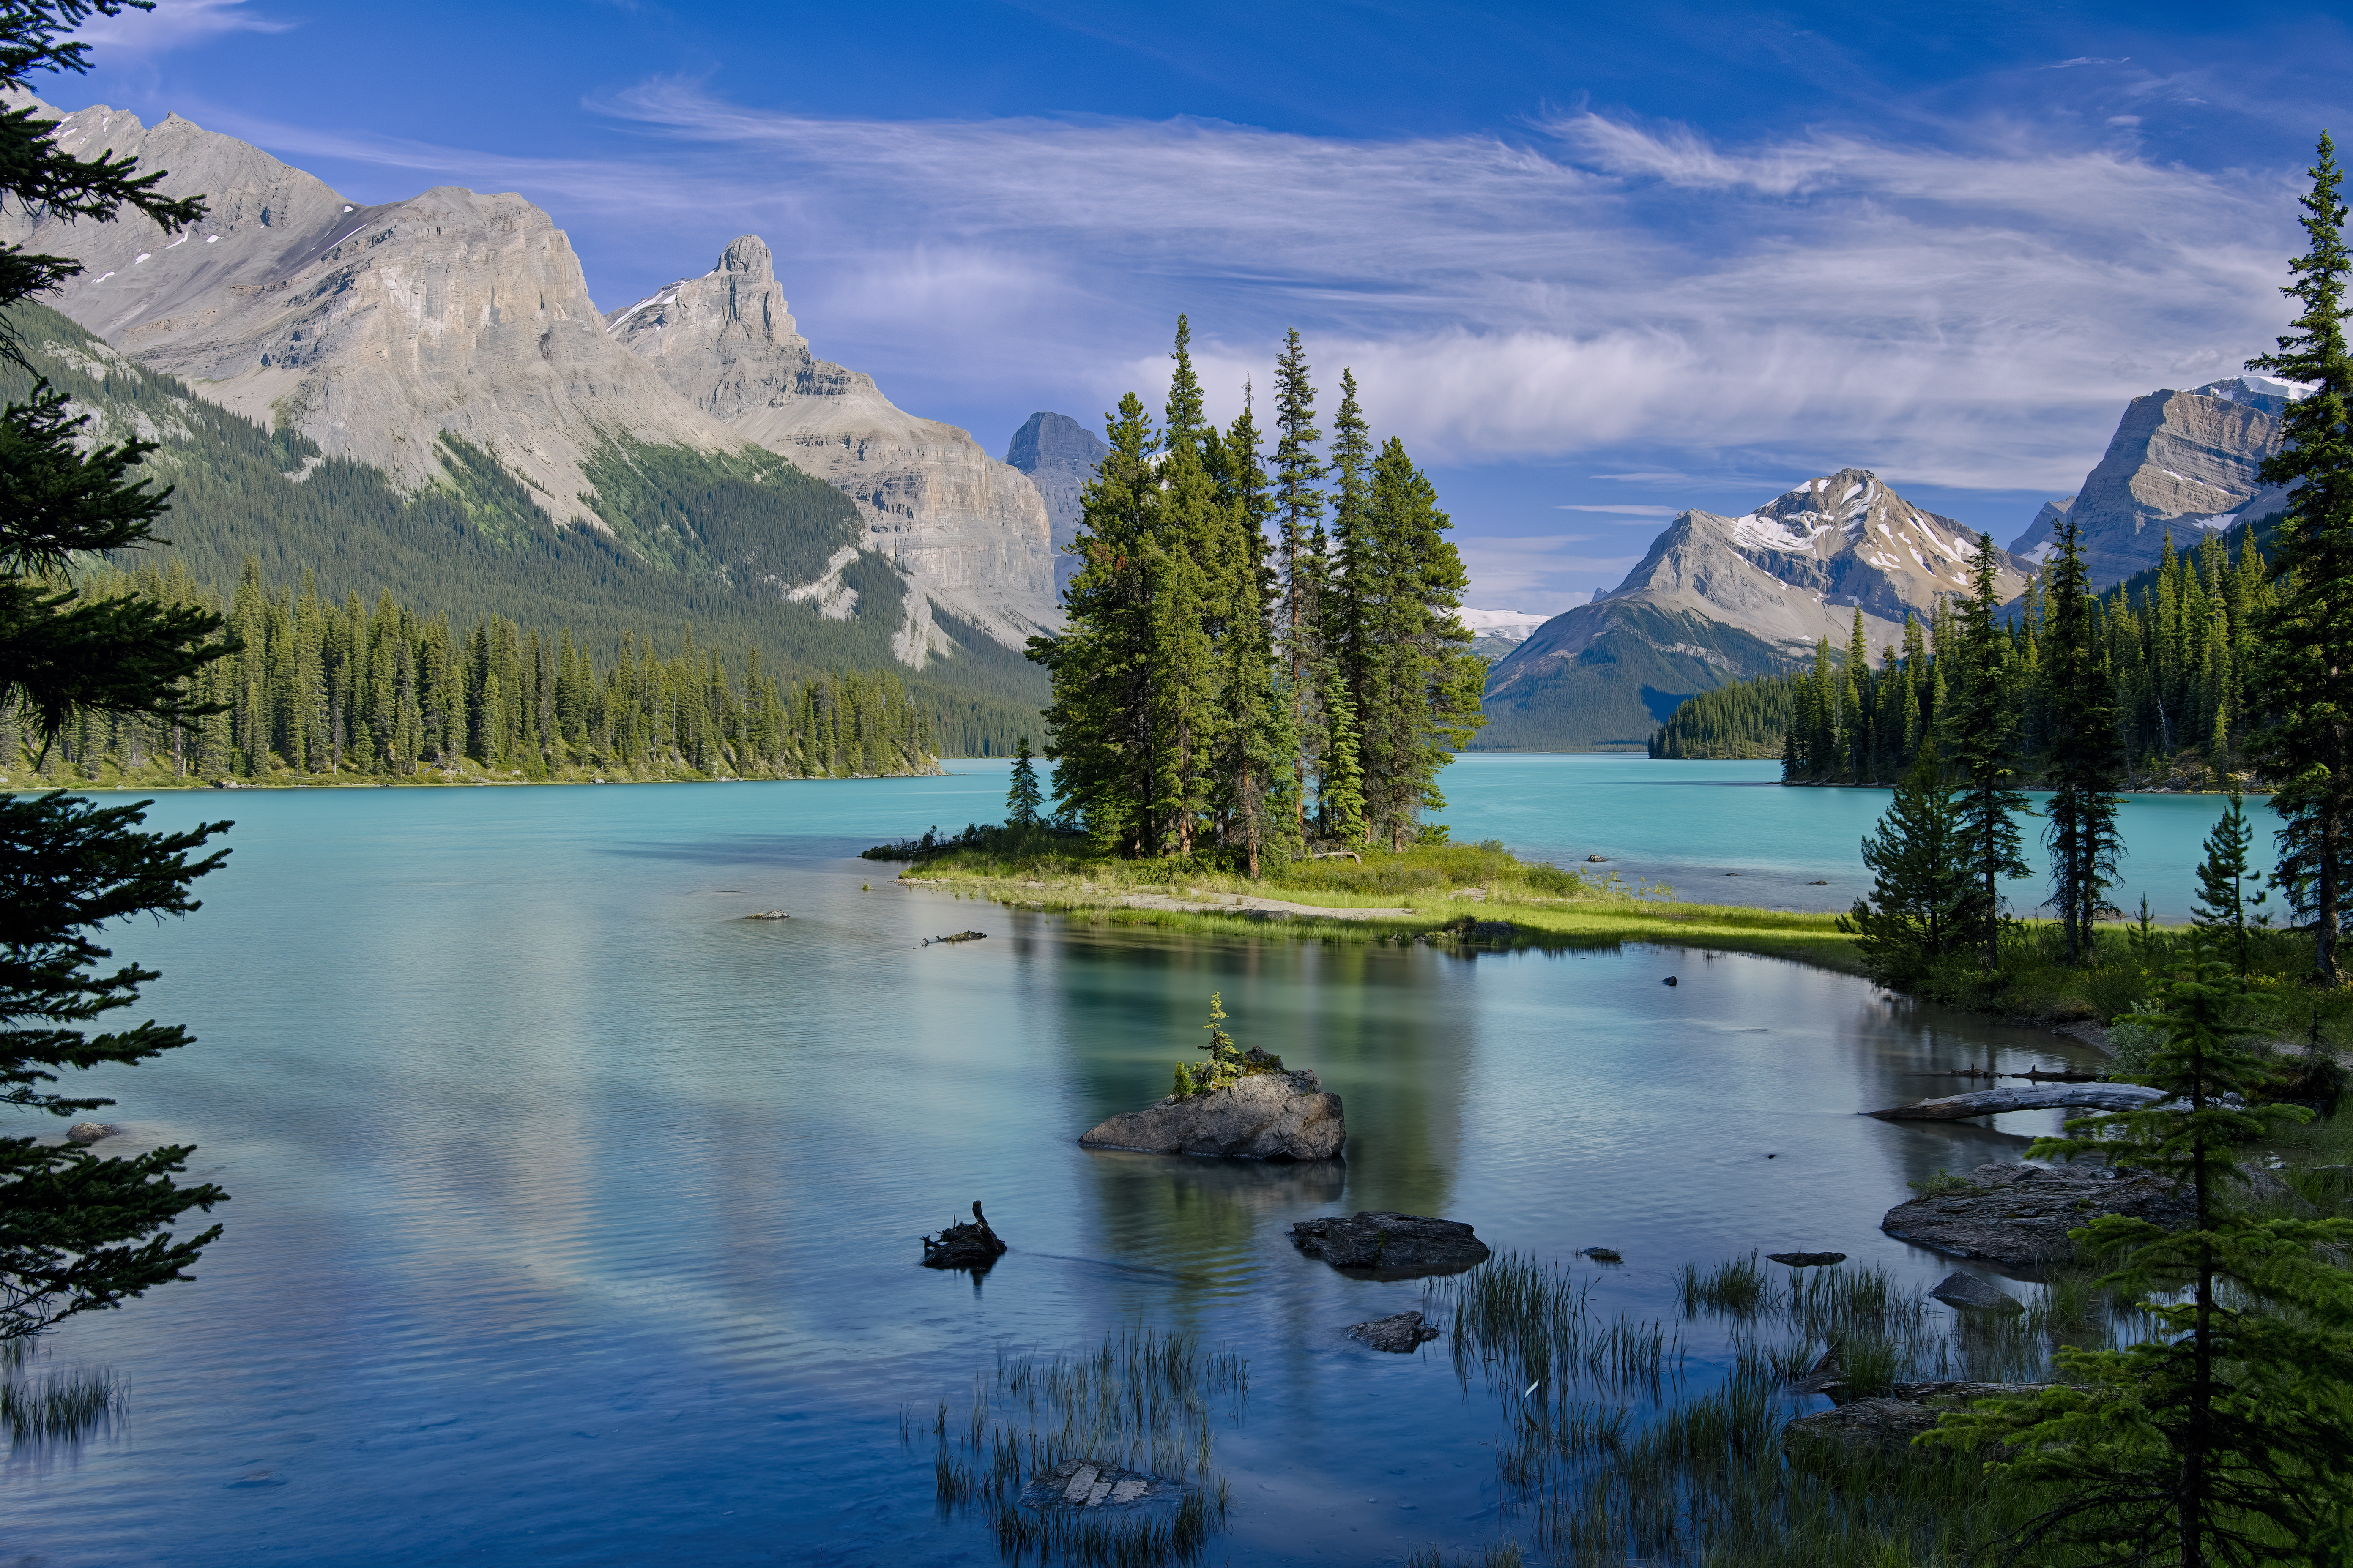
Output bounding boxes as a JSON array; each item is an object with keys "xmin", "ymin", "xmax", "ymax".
[{"xmin": 894, "ymin": 867, "xmax": 1870, "ymax": 973}]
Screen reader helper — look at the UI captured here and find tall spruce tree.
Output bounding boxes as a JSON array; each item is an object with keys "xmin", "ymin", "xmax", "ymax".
[
  {"xmin": 2, "ymin": 0, "xmax": 233, "ymax": 1342},
  {"xmin": 1272, "ymin": 330, "xmax": 1325, "ymax": 833},
  {"xmin": 2042, "ymin": 514, "xmax": 2128, "ymax": 962},
  {"xmin": 1205, "ymin": 393, "xmax": 1295, "ymax": 875},
  {"xmin": 1354, "ymin": 437, "xmax": 1483, "ymax": 847},
  {"xmin": 1949, "ymin": 531, "xmax": 2032, "ymax": 968},
  {"xmin": 1006, "ymin": 737, "xmax": 1042, "ymax": 827},
  {"xmin": 2246, "ymin": 132, "xmax": 2353, "ymax": 985},
  {"xmin": 1029, "ymin": 394, "xmax": 1162, "ymax": 855}
]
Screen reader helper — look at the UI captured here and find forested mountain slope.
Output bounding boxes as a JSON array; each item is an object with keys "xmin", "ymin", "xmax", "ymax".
[{"xmin": 3, "ymin": 302, "xmax": 1046, "ymax": 754}]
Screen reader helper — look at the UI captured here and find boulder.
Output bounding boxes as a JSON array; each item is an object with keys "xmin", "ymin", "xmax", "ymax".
[
  {"xmin": 1290, "ymin": 1212, "xmax": 1490, "ymax": 1279},
  {"xmin": 1348, "ymin": 1311, "xmax": 1442, "ymax": 1352},
  {"xmin": 65, "ymin": 1122, "xmax": 115, "ymax": 1146},
  {"xmin": 1882, "ymin": 1161, "xmax": 2193, "ymax": 1267},
  {"xmin": 1019, "ymin": 1458, "xmax": 1171, "ymax": 1511},
  {"xmin": 1079, "ymin": 1070, "xmax": 1343, "ymax": 1162},
  {"xmin": 1767, "ymin": 1251, "xmax": 1847, "ymax": 1268},
  {"xmin": 1929, "ymin": 1272, "xmax": 2021, "ymax": 1312}
]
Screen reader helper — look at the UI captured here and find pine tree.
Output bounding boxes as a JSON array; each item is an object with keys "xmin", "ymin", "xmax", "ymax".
[
  {"xmin": 1006, "ymin": 736, "xmax": 1042, "ymax": 827},
  {"xmin": 2192, "ymin": 792, "xmax": 2268, "ymax": 977},
  {"xmin": 1838, "ymin": 752, "xmax": 1969, "ymax": 986},
  {"xmin": 1272, "ymin": 330, "xmax": 1325, "ymax": 832},
  {"xmin": 2043, "ymin": 515, "xmax": 2128, "ymax": 962},
  {"xmin": 1948, "ymin": 531, "xmax": 2032, "ymax": 969},
  {"xmin": 1205, "ymin": 393, "xmax": 1296, "ymax": 876},
  {"xmin": 1936, "ymin": 954, "xmax": 2353, "ymax": 1565},
  {"xmin": 2, "ymin": 0, "xmax": 233, "ymax": 1342},
  {"xmin": 1313, "ymin": 658, "xmax": 1364, "ymax": 844},
  {"xmin": 2246, "ymin": 133, "xmax": 2353, "ymax": 985}
]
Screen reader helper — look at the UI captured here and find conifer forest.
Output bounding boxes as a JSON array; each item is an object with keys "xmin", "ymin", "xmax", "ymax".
[
  {"xmin": 1029, "ymin": 322, "xmax": 1485, "ymax": 866},
  {"xmin": 4, "ymin": 561, "xmax": 937, "ymax": 786}
]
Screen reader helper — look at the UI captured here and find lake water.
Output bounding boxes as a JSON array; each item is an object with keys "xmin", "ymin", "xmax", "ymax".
[{"xmin": 0, "ymin": 759, "xmax": 2235, "ymax": 1565}]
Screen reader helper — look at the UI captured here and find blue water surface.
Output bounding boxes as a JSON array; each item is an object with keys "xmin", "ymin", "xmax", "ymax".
[{"xmin": 0, "ymin": 760, "xmax": 2225, "ymax": 1565}]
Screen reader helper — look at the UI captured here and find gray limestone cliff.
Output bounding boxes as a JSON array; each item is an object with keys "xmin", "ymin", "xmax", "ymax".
[
  {"xmin": 0, "ymin": 95, "xmax": 745, "ymax": 523},
  {"xmin": 606, "ymin": 237, "xmax": 1058, "ymax": 650},
  {"xmin": 1004, "ymin": 411, "xmax": 1108, "ymax": 596},
  {"xmin": 2010, "ymin": 377, "xmax": 2298, "ymax": 587}
]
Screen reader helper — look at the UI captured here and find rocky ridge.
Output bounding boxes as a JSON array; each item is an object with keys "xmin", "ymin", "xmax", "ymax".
[
  {"xmin": 0, "ymin": 94, "xmax": 743, "ymax": 521},
  {"xmin": 607, "ymin": 238, "xmax": 1058, "ymax": 649},
  {"xmin": 1480, "ymin": 469, "xmax": 2031, "ymax": 749},
  {"xmin": 2011, "ymin": 377, "xmax": 2300, "ymax": 587}
]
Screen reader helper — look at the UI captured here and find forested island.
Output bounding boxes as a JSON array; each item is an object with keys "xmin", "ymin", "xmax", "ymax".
[
  {"xmin": 3, "ymin": 562, "xmax": 937, "ymax": 787},
  {"xmin": 1027, "ymin": 321, "xmax": 1484, "ymax": 866}
]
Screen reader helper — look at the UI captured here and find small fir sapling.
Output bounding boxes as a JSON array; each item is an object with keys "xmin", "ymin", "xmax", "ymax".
[{"xmin": 1171, "ymin": 992, "xmax": 1283, "ymax": 1098}]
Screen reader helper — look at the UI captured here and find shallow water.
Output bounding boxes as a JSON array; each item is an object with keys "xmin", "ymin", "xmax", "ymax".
[{"xmin": 1, "ymin": 765, "xmax": 2167, "ymax": 1564}]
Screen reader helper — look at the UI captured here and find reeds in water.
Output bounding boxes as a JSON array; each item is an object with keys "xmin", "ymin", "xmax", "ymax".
[
  {"xmin": 1431, "ymin": 1251, "xmax": 1686, "ymax": 1399},
  {"xmin": 918, "ymin": 1328, "xmax": 1245, "ymax": 1566},
  {"xmin": 0, "ymin": 1340, "xmax": 123, "ymax": 1447}
]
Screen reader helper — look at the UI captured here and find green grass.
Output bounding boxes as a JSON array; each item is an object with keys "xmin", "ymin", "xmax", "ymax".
[
  {"xmin": 893, "ymin": 839, "xmax": 1867, "ymax": 971},
  {"xmin": 0, "ymin": 1341, "xmax": 122, "ymax": 1447}
]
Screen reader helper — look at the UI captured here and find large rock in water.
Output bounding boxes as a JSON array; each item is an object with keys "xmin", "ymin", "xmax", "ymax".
[
  {"xmin": 1290, "ymin": 1212, "xmax": 1491, "ymax": 1278},
  {"xmin": 1881, "ymin": 1162, "xmax": 2193, "ymax": 1267},
  {"xmin": 1077, "ymin": 1070, "xmax": 1342, "ymax": 1162}
]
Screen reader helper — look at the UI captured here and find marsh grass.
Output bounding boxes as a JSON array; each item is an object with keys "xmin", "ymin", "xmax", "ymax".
[
  {"xmin": 1432, "ymin": 1251, "xmax": 1686, "ymax": 1401},
  {"xmin": 0, "ymin": 1340, "xmax": 122, "ymax": 1447},
  {"xmin": 1448, "ymin": 1254, "xmax": 2180, "ymax": 1565},
  {"xmin": 1406, "ymin": 1542, "xmax": 1525, "ymax": 1568},
  {"xmin": 917, "ymin": 1329, "xmax": 1244, "ymax": 1566}
]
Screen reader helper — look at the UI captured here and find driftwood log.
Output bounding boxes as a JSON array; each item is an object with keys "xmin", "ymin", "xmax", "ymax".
[
  {"xmin": 921, "ymin": 1201, "xmax": 1007, "ymax": 1270},
  {"xmin": 1863, "ymin": 1083, "xmax": 2164, "ymax": 1121}
]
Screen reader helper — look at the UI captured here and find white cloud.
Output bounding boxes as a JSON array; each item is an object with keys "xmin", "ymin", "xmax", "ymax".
[
  {"xmin": 193, "ymin": 81, "xmax": 2302, "ymax": 493},
  {"xmin": 74, "ymin": 0, "xmax": 290, "ymax": 53}
]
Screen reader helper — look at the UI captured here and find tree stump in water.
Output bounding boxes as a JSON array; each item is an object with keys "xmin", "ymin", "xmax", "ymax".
[{"xmin": 921, "ymin": 1201, "xmax": 1007, "ymax": 1270}]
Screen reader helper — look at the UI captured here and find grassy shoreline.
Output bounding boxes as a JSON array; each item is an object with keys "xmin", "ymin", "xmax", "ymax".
[{"xmin": 886, "ymin": 837, "xmax": 1867, "ymax": 972}]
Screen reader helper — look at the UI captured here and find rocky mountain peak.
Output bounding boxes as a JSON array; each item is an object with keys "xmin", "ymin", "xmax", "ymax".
[
  {"xmin": 1004, "ymin": 412, "xmax": 1108, "ymax": 594},
  {"xmin": 610, "ymin": 237, "xmax": 1056, "ymax": 645},
  {"xmin": 2008, "ymin": 380, "xmax": 2291, "ymax": 586}
]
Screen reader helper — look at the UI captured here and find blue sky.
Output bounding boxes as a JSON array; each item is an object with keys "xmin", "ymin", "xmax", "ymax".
[{"xmin": 47, "ymin": 0, "xmax": 2353, "ymax": 611}]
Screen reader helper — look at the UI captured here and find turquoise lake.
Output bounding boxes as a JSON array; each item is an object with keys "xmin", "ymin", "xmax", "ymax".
[{"xmin": 0, "ymin": 757, "xmax": 2268, "ymax": 1565}]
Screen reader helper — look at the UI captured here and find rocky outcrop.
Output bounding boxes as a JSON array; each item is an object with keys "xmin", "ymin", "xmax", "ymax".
[
  {"xmin": 2011, "ymin": 377, "xmax": 2299, "ymax": 588},
  {"xmin": 65, "ymin": 1123, "xmax": 117, "ymax": 1146},
  {"xmin": 1289, "ymin": 1212, "xmax": 1491, "ymax": 1278},
  {"xmin": 1004, "ymin": 412, "xmax": 1107, "ymax": 598},
  {"xmin": 1880, "ymin": 1161, "xmax": 2194, "ymax": 1267},
  {"xmin": 1479, "ymin": 470, "xmax": 2031, "ymax": 749},
  {"xmin": 1348, "ymin": 1311, "xmax": 1442, "ymax": 1351},
  {"xmin": 1766, "ymin": 1251, "xmax": 1847, "ymax": 1268},
  {"xmin": 1929, "ymin": 1272, "xmax": 2021, "ymax": 1312},
  {"xmin": 1078, "ymin": 1070, "xmax": 1342, "ymax": 1161},
  {"xmin": 0, "ymin": 94, "xmax": 749, "ymax": 521},
  {"xmin": 607, "ymin": 237, "xmax": 1058, "ymax": 649},
  {"xmin": 1783, "ymin": 1382, "xmax": 2048, "ymax": 1464},
  {"xmin": 1863, "ymin": 1083, "xmax": 2166, "ymax": 1121}
]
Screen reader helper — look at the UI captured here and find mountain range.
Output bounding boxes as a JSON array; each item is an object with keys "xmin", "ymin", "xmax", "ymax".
[
  {"xmin": 0, "ymin": 93, "xmax": 1059, "ymax": 710},
  {"xmin": 1476, "ymin": 375, "xmax": 2304, "ymax": 751}
]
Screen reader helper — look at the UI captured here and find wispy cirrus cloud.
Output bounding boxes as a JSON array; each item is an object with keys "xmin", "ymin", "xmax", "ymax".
[
  {"xmin": 73, "ymin": 0, "xmax": 291, "ymax": 54},
  {"xmin": 188, "ymin": 76, "xmax": 2301, "ymax": 495}
]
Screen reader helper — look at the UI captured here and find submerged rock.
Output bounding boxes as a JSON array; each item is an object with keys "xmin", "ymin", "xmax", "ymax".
[
  {"xmin": 742, "ymin": 910, "xmax": 790, "ymax": 921},
  {"xmin": 1929, "ymin": 1272, "xmax": 2022, "ymax": 1312},
  {"xmin": 1020, "ymin": 1458, "xmax": 1171, "ymax": 1511},
  {"xmin": 1767, "ymin": 1251, "xmax": 1847, "ymax": 1268},
  {"xmin": 1863, "ymin": 1083, "xmax": 2165, "ymax": 1121},
  {"xmin": 1079, "ymin": 1070, "xmax": 1343, "ymax": 1162},
  {"xmin": 65, "ymin": 1122, "xmax": 116, "ymax": 1146},
  {"xmin": 922, "ymin": 930, "xmax": 988, "ymax": 946},
  {"xmin": 1290, "ymin": 1211, "xmax": 1490, "ymax": 1279},
  {"xmin": 1347, "ymin": 1310, "xmax": 1441, "ymax": 1352},
  {"xmin": 921, "ymin": 1201, "xmax": 1007, "ymax": 1270},
  {"xmin": 1577, "ymin": 1246, "xmax": 1623, "ymax": 1262},
  {"xmin": 1881, "ymin": 1161, "xmax": 2193, "ymax": 1267}
]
